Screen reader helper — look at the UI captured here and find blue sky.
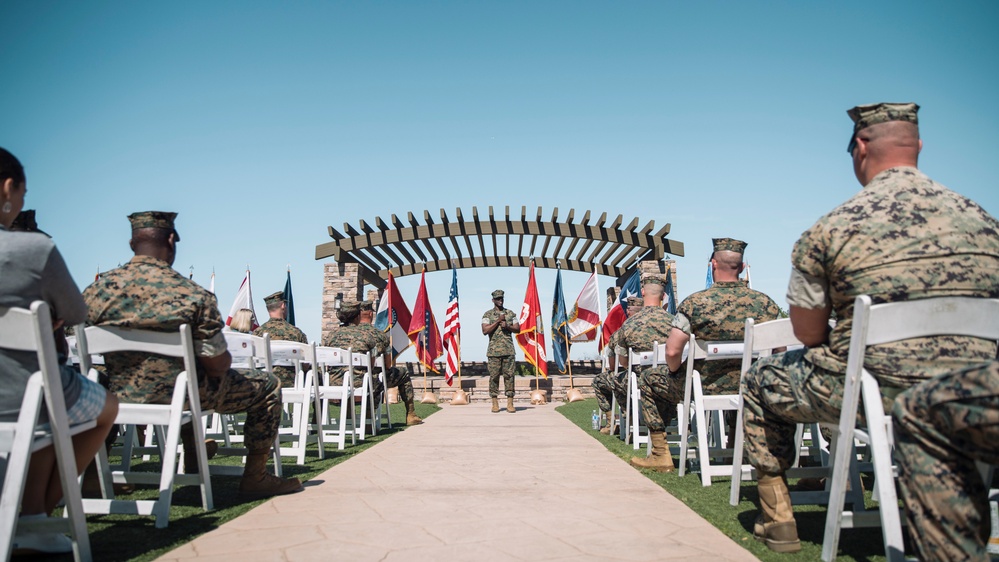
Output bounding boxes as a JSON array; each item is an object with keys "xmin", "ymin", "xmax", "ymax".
[{"xmin": 4, "ymin": 1, "xmax": 998, "ymax": 363}]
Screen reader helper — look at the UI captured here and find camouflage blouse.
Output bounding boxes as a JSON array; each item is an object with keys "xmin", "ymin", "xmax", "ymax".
[
  {"xmin": 481, "ymin": 307, "xmax": 518, "ymax": 357},
  {"xmin": 789, "ymin": 167, "xmax": 999, "ymax": 386}
]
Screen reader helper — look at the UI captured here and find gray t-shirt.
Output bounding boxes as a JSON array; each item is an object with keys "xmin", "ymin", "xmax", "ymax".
[{"xmin": 0, "ymin": 226, "xmax": 87, "ymax": 422}]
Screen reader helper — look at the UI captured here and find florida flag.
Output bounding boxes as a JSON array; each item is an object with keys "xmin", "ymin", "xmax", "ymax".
[
  {"xmin": 567, "ymin": 270, "xmax": 601, "ymax": 342},
  {"xmin": 374, "ymin": 272, "xmax": 413, "ymax": 359},
  {"xmin": 516, "ymin": 263, "xmax": 548, "ymax": 377},
  {"xmin": 226, "ymin": 269, "xmax": 259, "ymax": 330},
  {"xmin": 407, "ymin": 270, "xmax": 443, "ymax": 373},
  {"xmin": 599, "ymin": 270, "xmax": 640, "ymax": 352},
  {"xmin": 442, "ymin": 268, "xmax": 460, "ymax": 385}
]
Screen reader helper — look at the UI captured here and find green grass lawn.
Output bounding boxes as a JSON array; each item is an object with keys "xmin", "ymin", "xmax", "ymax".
[
  {"xmin": 41, "ymin": 401, "xmax": 440, "ymax": 562},
  {"xmin": 556, "ymin": 398, "xmax": 897, "ymax": 562}
]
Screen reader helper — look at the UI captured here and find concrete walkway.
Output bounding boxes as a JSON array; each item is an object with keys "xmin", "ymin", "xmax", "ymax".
[{"xmin": 157, "ymin": 403, "xmax": 759, "ymax": 562}]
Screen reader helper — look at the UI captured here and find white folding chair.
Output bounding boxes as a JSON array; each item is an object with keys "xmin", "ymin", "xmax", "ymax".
[
  {"xmin": 371, "ymin": 355, "xmax": 393, "ymax": 433},
  {"xmin": 314, "ymin": 346, "xmax": 357, "ymax": 450},
  {"xmin": 270, "ymin": 340, "xmax": 325, "ymax": 465},
  {"xmin": 677, "ymin": 335, "xmax": 745, "ymax": 485},
  {"xmin": 209, "ymin": 332, "xmax": 283, "ymax": 477},
  {"xmin": 623, "ymin": 343, "xmax": 662, "ymax": 452},
  {"xmin": 822, "ymin": 295, "xmax": 999, "ymax": 562},
  {"xmin": 0, "ymin": 302, "xmax": 93, "ymax": 562},
  {"xmin": 76, "ymin": 323, "xmax": 212, "ymax": 528}
]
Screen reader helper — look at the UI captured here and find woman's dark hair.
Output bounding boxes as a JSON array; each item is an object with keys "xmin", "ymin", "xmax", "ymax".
[{"xmin": 0, "ymin": 147, "xmax": 26, "ymax": 184}]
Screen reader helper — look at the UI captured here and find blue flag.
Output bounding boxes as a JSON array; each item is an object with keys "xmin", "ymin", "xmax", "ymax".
[
  {"xmin": 618, "ymin": 270, "xmax": 641, "ymax": 318},
  {"xmin": 552, "ymin": 266, "xmax": 570, "ymax": 374},
  {"xmin": 282, "ymin": 270, "xmax": 296, "ymax": 326},
  {"xmin": 705, "ymin": 261, "xmax": 714, "ymax": 289}
]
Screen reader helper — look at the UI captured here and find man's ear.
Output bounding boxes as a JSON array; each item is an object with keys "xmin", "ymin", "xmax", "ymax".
[{"xmin": 128, "ymin": 236, "xmax": 137, "ymax": 252}]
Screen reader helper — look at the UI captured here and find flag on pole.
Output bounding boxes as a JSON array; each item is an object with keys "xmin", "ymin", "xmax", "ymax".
[
  {"xmin": 442, "ymin": 267, "xmax": 461, "ymax": 386},
  {"xmin": 282, "ymin": 269, "xmax": 296, "ymax": 326},
  {"xmin": 664, "ymin": 268, "xmax": 678, "ymax": 315},
  {"xmin": 95, "ymin": 265, "xmax": 100, "ymax": 282},
  {"xmin": 226, "ymin": 269, "xmax": 258, "ymax": 330},
  {"xmin": 599, "ymin": 270, "xmax": 641, "ymax": 352},
  {"xmin": 374, "ymin": 272, "xmax": 413, "ymax": 359},
  {"xmin": 516, "ymin": 263, "xmax": 548, "ymax": 377},
  {"xmin": 567, "ymin": 270, "xmax": 601, "ymax": 342},
  {"xmin": 208, "ymin": 271, "xmax": 215, "ymax": 294},
  {"xmin": 705, "ymin": 261, "xmax": 714, "ymax": 289},
  {"xmin": 551, "ymin": 265, "xmax": 570, "ymax": 374},
  {"xmin": 407, "ymin": 269, "xmax": 443, "ymax": 373},
  {"xmin": 745, "ymin": 262, "xmax": 752, "ymax": 289}
]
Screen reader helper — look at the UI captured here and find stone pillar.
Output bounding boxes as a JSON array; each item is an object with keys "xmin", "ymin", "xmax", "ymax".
[
  {"xmin": 639, "ymin": 258, "xmax": 679, "ymax": 306},
  {"xmin": 322, "ymin": 262, "xmax": 363, "ymax": 343},
  {"xmin": 606, "ymin": 286, "xmax": 621, "ymax": 309}
]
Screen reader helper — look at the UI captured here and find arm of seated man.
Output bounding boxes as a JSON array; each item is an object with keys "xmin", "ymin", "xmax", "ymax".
[
  {"xmin": 665, "ymin": 326, "xmax": 689, "ymax": 373},
  {"xmin": 195, "ymin": 331, "xmax": 232, "ymax": 380},
  {"xmin": 787, "ymin": 268, "xmax": 833, "ymax": 347}
]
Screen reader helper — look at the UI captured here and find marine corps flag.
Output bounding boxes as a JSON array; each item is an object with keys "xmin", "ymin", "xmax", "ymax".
[
  {"xmin": 407, "ymin": 269, "xmax": 443, "ymax": 373},
  {"xmin": 516, "ymin": 263, "xmax": 548, "ymax": 377}
]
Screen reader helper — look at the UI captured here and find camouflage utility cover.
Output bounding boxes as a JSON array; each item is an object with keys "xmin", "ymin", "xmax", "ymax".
[
  {"xmin": 672, "ymin": 281, "xmax": 781, "ymax": 392},
  {"xmin": 789, "ymin": 166, "xmax": 999, "ymax": 387},
  {"xmin": 82, "ymin": 255, "xmax": 226, "ymax": 403},
  {"xmin": 482, "ymin": 308, "xmax": 518, "ymax": 357}
]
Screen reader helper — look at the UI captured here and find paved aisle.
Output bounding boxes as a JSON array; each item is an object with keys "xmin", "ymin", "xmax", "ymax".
[{"xmin": 157, "ymin": 404, "xmax": 759, "ymax": 562}]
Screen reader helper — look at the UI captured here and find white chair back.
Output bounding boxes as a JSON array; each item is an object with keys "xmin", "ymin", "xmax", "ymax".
[
  {"xmin": 0, "ymin": 302, "xmax": 92, "ymax": 561},
  {"xmin": 623, "ymin": 341, "xmax": 665, "ymax": 452},
  {"xmin": 224, "ymin": 331, "xmax": 272, "ymax": 372},
  {"xmin": 270, "ymin": 340, "xmax": 325, "ymax": 464},
  {"xmin": 76, "ymin": 323, "xmax": 213, "ymax": 528},
  {"xmin": 822, "ymin": 296, "xmax": 999, "ymax": 562}
]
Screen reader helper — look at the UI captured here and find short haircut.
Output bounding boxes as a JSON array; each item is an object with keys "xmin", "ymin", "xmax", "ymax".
[
  {"xmin": 644, "ymin": 283, "xmax": 664, "ymax": 298},
  {"xmin": 859, "ymin": 121, "xmax": 920, "ymax": 151},
  {"xmin": 130, "ymin": 227, "xmax": 173, "ymax": 246},
  {"xmin": 712, "ymin": 250, "xmax": 743, "ymax": 272},
  {"xmin": 0, "ymin": 147, "xmax": 26, "ymax": 185},
  {"xmin": 266, "ymin": 300, "xmax": 284, "ymax": 312}
]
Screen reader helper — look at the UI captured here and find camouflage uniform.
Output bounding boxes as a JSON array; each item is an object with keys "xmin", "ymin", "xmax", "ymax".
[
  {"xmin": 617, "ymin": 305, "xmax": 675, "ymax": 432},
  {"xmin": 672, "ymin": 281, "xmax": 781, "ymax": 393},
  {"xmin": 482, "ymin": 307, "xmax": 518, "ymax": 398},
  {"xmin": 253, "ymin": 317, "xmax": 307, "ymax": 387},
  {"xmin": 592, "ymin": 297, "xmax": 643, "ymax": 413},
  {"xmin": 893, "ymin": 360, "xmax": 999, "ymax": 562},
  {"xmin": 83, "ymin": 255, "xmax": 282, "ymax": 451},
  {"xmin": 743, "ymin": 166, "xmax": 999, "ymax": 476},
  {"xmin": 322, "ymin": 323, "xmax": 415, "ymax": 405}
]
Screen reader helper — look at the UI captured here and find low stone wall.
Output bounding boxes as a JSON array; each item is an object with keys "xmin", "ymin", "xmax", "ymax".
[{"xmin": 406, "ymin": 374, "xmax": 596, "ymax": 404}]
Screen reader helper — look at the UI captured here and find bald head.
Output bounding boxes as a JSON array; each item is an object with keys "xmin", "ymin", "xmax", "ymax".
[{"xmin": 853, "ymin": 121, "xmax": 922, "ymax": 185}]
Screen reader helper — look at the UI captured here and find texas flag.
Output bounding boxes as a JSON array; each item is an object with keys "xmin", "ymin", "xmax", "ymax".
[{"xmin": 598, "ymin": 270, "xmax": 640, "ymax": 352}]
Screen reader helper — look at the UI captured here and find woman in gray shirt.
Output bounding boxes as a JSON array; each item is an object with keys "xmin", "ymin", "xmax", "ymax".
[{"xmin": 0, "ymin": 147, "xmax": 118, "ymax": 555}]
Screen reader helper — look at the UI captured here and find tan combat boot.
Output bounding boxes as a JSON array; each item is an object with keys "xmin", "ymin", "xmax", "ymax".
[
  {"xmin": 506, "ymin": 397, "xmax": 515, "ymax": 413},
  {"xmin": 755, "ymin": 474, "xmax": 801, "ymax": 553},
  {"xmin": 491, "ymin": 397, "xmax": 500, "ymax": 413},
  {"xmin": 405, "ymin": 397, "xmax": 424, "ymax": 426},
  {"xmin": 239, "ymin": 449, "xmax": 304, "ymax": 499},
  {"xmin": 599, "ymin": 411, "xmax": 612, "ymax": 434},
  {"xmin": 629, "ymin": 432, "xmax": 675, "ymax": 472}
]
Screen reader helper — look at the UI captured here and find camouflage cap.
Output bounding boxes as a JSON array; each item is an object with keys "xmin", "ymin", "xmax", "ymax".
[
  {"xmin": 358, "ymin": 300, "xmax": 374, "ymax": 311},
  {"xmin": 642, "ymin": 274, "xmax": 667, "ymax": 289},
  {"xmin": 337, "ymin": 300, "xmax": 361, "ymax": 322},
  {"xmin": 847, "ymin": 102, "xmax": 919, "ymax": 152},
  {"xmin": 491, "ymin": 289, "xmax": 505, "ymax": 299},
  {"xmin": 712, "ymin": 237, "xmax": 747, "ymax": 255},
  {"xmin": 128, "ymin": 211, "xmax": 181, "ymax": 242},
  {"xmin": 626, "ymin": 296, "xmax": 644, "ymax": 308},
  {"xmin": 263, "ymin": 291, "xmax": 285, "ymax": 306}
]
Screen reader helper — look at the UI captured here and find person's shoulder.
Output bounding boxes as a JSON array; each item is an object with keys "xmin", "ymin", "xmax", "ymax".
[{"xmin": 3, "ymin": 229, "xmax": 56, "ymax": 253}]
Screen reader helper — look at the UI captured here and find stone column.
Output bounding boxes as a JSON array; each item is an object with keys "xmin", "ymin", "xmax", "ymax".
[{"xmin": 322, "ymin": 262, "xmax": 363, "ymax": 343}]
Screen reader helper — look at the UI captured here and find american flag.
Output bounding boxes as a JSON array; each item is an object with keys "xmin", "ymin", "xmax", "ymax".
[{"xmin": 442, "ymin": 267, "xmax": 460, "ymax": 386}]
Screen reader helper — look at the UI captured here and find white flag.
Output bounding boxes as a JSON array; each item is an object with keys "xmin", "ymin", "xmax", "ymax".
[
  {"xmin": 226, "ymin": 269, "xmax": 257, "ymax": 329},
  {"xmin": 568, "ymin": 270, "xmax": 601, "ymax": 342}
]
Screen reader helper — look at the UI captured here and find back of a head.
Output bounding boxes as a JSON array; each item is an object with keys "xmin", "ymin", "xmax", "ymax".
[
  {"xmin": 0, "ymin": 147, "xmax": 25, "ymax": 185},
  {"xmin": 231, "ymin": 308, "xmax": 255, "ymax": 333},
  {"xmin": 713, "ymin": 250, "xmax": 743, "ymax": 276},
  {"xmin": 861, "ymin": 120, "xmax": 921, "ymax": 158}
]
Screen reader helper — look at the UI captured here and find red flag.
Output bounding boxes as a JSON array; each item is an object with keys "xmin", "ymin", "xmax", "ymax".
[
  {"xmin": 407, "ymin": 270, "xmax": 443, "ymax": 373},
  {"xmin": 599, "ymin": 303, "xmax": 627, "ymax": 352},
  {"xmin": 442, "ymin": 268, "xmax": 460, "ymax": 385},
  {"xmin": 375, "ymin": 272, "xmax": 414, "ymax": 358},
  {"xmin": 516, "ymin": 263, "xmax": 548, "ymax": 377}
]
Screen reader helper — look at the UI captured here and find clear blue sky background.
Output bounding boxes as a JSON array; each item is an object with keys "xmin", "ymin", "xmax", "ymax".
[{"xmin": 4, "ymin": 1, "xmax": 998, "ymax": 363}]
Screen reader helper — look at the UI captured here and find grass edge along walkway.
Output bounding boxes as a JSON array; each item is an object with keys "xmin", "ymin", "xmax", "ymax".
[
  {"xmin": 555, "ymin": 398, "xmax": 894, "ymax": 562},
  {"xmin": 43, "ymin": 401, "xmax": 441, "ymax": 562}
]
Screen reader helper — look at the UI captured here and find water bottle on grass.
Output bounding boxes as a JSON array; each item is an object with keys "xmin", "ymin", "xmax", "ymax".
[{"xmin": 591, "ymin": 409, "xmax": 600, "ymax": 430}]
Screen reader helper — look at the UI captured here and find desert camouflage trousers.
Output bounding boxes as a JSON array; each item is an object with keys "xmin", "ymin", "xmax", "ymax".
[
  {"xmin": 636, "ymin": 367, "xmax": 684, "ymax": 432},
  {"xmin": 201, "ymin": 368, "xmax": 282, "ymax": 451},
  {"xmin": 487, "ymin": 355, "xmax": 516, "ymax": 398},
  {"xmin": 591, "ymin": 370, "xmax": 628, "ymax": 413},
  {"xmin": 893, "ymin": 360, "xmax": 999, "ymax": 562}
]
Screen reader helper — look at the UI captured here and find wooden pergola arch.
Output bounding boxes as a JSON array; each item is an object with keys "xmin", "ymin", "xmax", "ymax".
[{"xmin": 314, "ymin": 206, "xmax": 685, "ymax": 289}]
